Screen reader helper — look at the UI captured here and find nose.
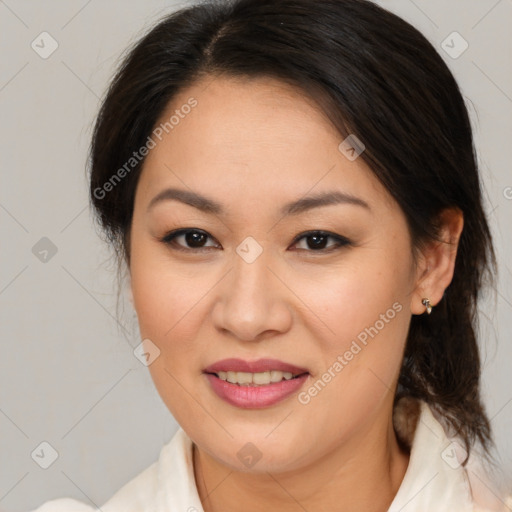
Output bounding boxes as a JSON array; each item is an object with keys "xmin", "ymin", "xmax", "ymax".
[{"xmin": 211, "ymin": 245, "xmax": 293, "ymax": 342}]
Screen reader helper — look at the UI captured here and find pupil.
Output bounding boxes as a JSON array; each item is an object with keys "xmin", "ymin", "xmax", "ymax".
[
  {"xmin": 186, "ymin": 232, "xmax": 205, "ymax": 247},
  {"xmin": 309, "ymin": 234, "xmax": 327, "ymax": 249}
]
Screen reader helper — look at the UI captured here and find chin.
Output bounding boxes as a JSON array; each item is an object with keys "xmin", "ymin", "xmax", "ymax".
[{"xmin": 193, "ymin": 422, "xmax": 311, "ymax": 473}]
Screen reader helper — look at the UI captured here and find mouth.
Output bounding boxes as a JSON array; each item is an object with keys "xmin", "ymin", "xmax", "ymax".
[
  {"xmin": 206, "ymin": 369, "xmax": 308, "ymax": 386},
  {"xmin": 203, "ymin": 358, "xmax": 310, "ymax": 409}
]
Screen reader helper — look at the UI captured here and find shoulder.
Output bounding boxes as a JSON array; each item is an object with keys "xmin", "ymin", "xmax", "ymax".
[
  {"xmin": 392, "ymin": 396, "xmax": 512, "ymax": 512},
  {"xmin": 29, "ymin": 428, "xmax": 194, "ymax": 512},
  {"xmin": 30, "ymin": 460, "xmax": 160, "ymax": 512}
]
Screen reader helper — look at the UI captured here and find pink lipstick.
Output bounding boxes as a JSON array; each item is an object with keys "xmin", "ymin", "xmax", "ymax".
[{"xmin": 203, "ymin": 358, "xmax": 309, "ymax": 409}]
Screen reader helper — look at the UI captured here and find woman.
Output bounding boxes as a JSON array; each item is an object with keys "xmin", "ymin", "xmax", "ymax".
[{"xmin": 34, "ymin": 0, "xmax": 510, "ymax": 510}]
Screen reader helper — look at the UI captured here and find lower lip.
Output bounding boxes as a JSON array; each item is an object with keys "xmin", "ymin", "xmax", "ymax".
[{"xmin": 205, "ymin": 373, "xmax": 309, "ymax": 409}]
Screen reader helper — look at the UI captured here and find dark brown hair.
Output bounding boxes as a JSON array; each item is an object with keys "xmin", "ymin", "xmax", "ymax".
[{"xmin": 89, "ymin": 0, "xmax": 497, "ymax": 463}]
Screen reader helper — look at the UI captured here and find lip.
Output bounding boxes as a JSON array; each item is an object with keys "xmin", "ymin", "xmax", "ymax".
[
  {"xmin": 203, "ymin": 358, "xmax": 310, "ymax": 409},
  {"xmin": 205, "ymin": 373, "xmax": 309, "ymax": 409},
  {"xmin": 203, "ymin": 358, "xmax": 309, "ymax": 375}
]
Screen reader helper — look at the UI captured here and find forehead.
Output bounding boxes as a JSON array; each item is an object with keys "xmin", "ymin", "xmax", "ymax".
[{"xmin": 135, "ymin": 75, "xmax": 391, "ymax": 214}]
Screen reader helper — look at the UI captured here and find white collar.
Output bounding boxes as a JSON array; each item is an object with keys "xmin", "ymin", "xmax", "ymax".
[{"xmin": 388, "ymin": 398, "xmax": 474, "ymax": 511}]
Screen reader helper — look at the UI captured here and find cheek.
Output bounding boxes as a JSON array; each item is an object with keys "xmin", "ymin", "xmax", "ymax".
[
  {"xmin": 129, "ymin": 237, "xmax": 223, "ymax": 379},
  {"xmin": 129, "ymin": 243, "xmax": 208, "ymax": 426},
  {"xmin": 130, "ymin": 233, "xmax": 201, "ymax": 338},
  {"xmin": 132, "ymin": 267, "xmax": 190, "ymax": 338},
  {"xmin": 295, "ymin": 244, "xmax": 412, "ymax": 397},
  {"xmin": 297, "ymin": 247, "xmax": 411, "ymax": 344},
  {"xmin": 289, "ymin": 268, "xmax": 411, "ymax": 451}
]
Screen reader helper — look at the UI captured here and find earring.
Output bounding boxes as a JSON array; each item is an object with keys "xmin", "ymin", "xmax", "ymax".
[{"xmin": 421, "ymin": 298, "xmax": 432, "ymax": 315}]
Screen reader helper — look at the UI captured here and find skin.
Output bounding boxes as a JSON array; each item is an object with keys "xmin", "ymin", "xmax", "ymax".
[{"xmin": 128, "ymin": 75, "xmax": 463, "ymax": 512}]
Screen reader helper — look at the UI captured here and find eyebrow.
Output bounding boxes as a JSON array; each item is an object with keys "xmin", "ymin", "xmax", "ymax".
[{"xmin": 147, "ymin": 187, "xmax": 370, "ymax": 216}]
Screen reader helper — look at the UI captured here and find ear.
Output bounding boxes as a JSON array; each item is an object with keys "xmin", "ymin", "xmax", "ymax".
[{"xmin": 410, "ymin": 207, "xmax": 464, "ymax": 315}]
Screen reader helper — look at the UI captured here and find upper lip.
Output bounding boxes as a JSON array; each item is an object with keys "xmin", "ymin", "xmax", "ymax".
[{"xmin": 203, "ymin": 358, "xmax": 309, "ymax": 375}]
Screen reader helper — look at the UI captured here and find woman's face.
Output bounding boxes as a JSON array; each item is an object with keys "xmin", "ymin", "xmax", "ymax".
[{"xmin": 129, "ymin": 75, "xmax": 419, "ymax": 472}]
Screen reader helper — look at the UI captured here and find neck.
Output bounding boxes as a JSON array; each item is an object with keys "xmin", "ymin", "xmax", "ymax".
[{"xmin": 193, "ymin": 404, "xmax": 410, "ymax": 512}]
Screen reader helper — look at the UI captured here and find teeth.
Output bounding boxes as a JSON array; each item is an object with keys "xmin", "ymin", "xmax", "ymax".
[{"xmin": 216, "ymin": 370, "xmax": 297, "ymax": 386}]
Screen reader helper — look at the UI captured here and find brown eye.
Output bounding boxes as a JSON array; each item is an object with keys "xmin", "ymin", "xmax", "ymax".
[
  {"xmin": 183, "ymin": 231, "xmax": 207, "ymax": 248},
  {"xmin": 161, "ymin": 229, "xmax": 219, "ymax": 251},
  {"xmin": 291, "ymin": 231, "xmax": 351, "ymax": 252},
  {"xmin": 160, "ymin": 228, "xmax": 350, "ymax": 254}
]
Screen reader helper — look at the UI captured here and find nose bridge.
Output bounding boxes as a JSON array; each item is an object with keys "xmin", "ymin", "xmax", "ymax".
[
  {"xmin": 229, "ymin": 240, "xmax": 273, "ymax": 309},
  {"xmin": 213, "ymin": 238, "xmax": 292, "ymax": 340},
  {"xmin": 226, "ymin": 233, "xmax": 271, "ymax": 292}
]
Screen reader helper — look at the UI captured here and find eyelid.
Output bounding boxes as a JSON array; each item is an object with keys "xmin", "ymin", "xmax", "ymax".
[
  {"xmin": 160, "ymin": 228, "xmax": 351, "ymax": 253},
  {"xmin": 289, "ymin": 230, "xmax": 351, "ymax": 250},
  {"xmin": 160, "ymin": 228, "xmax": 220, "ymax": 251}
]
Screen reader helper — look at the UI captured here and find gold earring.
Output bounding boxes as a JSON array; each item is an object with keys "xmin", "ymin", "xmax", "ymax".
[{"xmin": 421, "ymin": 298, "xmax": 432, "ymax": 315}]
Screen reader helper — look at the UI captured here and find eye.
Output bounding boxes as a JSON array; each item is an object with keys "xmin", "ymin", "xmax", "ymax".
[
  {"xmin": 160, "ymin": 228, "xmax": 350, "ymax": 253},
  {"xmin": 160, "ymin": 229, "xmax": 219, "ymax": 251},
  {"xmin": 290, "ymin": 230, "xmax": 351, "ymax": 252}
]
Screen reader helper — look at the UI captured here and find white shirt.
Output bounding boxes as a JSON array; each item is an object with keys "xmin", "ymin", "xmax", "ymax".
[{"xmin": 32, "ymin": 398, "xmax": 510, "ymax": 512}]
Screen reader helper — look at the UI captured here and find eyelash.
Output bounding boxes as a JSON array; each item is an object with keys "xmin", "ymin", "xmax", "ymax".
[{"xmin": 159, "ymin": 229, "xmax": 351, "ymax": 254}]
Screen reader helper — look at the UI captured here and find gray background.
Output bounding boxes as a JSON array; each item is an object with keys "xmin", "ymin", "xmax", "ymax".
[{"xmin": 0, "ymin": 0, "xmax": 511, "ymax": 510}]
